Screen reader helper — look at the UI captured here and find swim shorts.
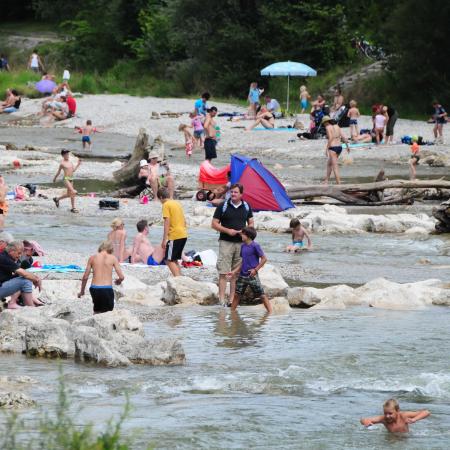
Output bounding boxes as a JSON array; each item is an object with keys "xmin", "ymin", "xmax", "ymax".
[
  {"xmin": 293, "ymin": 240, "xmax": 304, "ymax": 248},
  {"xmin": 204, "ymin": 138, "xmax": 217, "ymax": 160},
  {"xmin": 194, "ymin": 130, "xmax": 204, "ymax": 139},
  {"xmin": 301, "ymin": 99, "xmax": 308, "ymax": 110},
  {"xmin": 82, "ymin": 136, "xmax": 91, "ymax": 143},
  {"xmin": 411, "ymin": 155, "xmax": 420, "ymax": 163},
  {"xmin": 235, "ymin": 274, "xmax": 264, "ymax": 296},
  {"xmin": 147, "ymin": 255, "xmax": 165, "ymax": 266},
  {"xmin": 89, "ymin": 285, "xmax": 114, "ymax": 313},
  {"xmin": 349, "ymin": 119, "xmax": 358, "ymax": 125},
  {"xmin": 329, "ymin": 145, "xmax": 343, "ymax": 156},
  {"xmin": 165, "ymin": 237, "xmax": 187, "ymax": 262}
]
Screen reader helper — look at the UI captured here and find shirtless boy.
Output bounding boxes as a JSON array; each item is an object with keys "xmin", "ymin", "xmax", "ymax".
[
  {"xmin": 53, "ymin": 149, "xmax": 81, "ymax": 213},
  {"xmin": 78, "ymin": 240, "xmax": 124, "ymax": 314},
  {"xmin": 286, "ymin": 218, "xmax": 312, "ymax": 252},
  {"xmin": 360, "ymin": 399, "xmax": 430, "ymax": 433},
  {"xmin": 347, "ymin": 100, "xmax": 360, "ymax": 138},
  {"xmin": 77, "ymin": 119, "xmax": 98, "ymax": 151},
  {"xmin": 130, "ymin": 219, "xmax": 164, "ymax": 265},
  {"xmin": 203, "ymin": 106, "xmax": 218, "ymax": 161}
]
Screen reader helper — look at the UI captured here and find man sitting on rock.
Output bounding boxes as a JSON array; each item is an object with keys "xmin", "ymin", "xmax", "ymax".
[
  {"xmin": 130, "ymin": 219, "xmax": 164, "ymax": 265},
  {"xmin": 0, "ymin": 241, "xmax": 43, "ymax": 309}
]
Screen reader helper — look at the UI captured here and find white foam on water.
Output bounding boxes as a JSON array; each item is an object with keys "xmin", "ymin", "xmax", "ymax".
[{"xmin": 305, "ymin": 372, "xmax": 450, "ymax": 399}]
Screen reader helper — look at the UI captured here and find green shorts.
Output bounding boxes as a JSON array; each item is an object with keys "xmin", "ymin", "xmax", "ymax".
[{"xmin": 235, "ymin": 274, "xmax": 264, "ymax": 296}]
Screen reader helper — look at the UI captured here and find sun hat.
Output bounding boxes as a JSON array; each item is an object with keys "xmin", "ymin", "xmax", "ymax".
[
  {"xmin": 321, "ymin": 115, "xmax": 332, "ymax": 125},
  {"xmin": 148, "ymin": 150, "xmax": 159, "ymax": 160},
  {"xmin": 139, "ymin": 159, "xmax": 148, "ymax": 167}
]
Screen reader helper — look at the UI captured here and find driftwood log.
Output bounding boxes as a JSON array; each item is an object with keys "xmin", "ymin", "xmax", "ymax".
[
  {"xmin": 287, "ymin": 179, "xmax": 450, "ymax": 206},
  {"xmin": 433, "ymin": 200, "xmax": 450, "ymax": 233},
  {"xmin": 113, "ymin": 129, "xmax": 165, "ymax": 187}
]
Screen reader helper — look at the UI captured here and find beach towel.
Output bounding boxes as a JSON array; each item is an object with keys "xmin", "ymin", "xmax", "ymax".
[
  {"xmin": 253, "ymin": 127, "xmax": 297, "ymax": 132},
  {"xmin": 28, "ymin": 264, "xmax": 84, "ymax": 273}
]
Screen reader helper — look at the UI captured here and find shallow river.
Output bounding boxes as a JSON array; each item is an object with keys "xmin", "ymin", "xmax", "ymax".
[
  {"xmin": 1, "ymin": 126, "xmax": 450, "ymax": 448},
  {"xmin": 2, "ymin": 307, "xmax": 450, "ymax": 449}
]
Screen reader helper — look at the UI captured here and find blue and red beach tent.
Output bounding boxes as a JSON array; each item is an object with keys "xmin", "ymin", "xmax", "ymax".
[{"xmin": 230, "ymin": 154, "xmax": 294, "ymax": 212}]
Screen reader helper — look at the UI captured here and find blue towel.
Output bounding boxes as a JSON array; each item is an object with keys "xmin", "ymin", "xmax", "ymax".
[{"xmin": 29, "ymin": 264, "xmax": 84, "ymax": 273}]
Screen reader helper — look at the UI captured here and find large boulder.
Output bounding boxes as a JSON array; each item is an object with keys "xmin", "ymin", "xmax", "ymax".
[
  {"xmin": 73, "ymin": 309, "xmax": 144, "ymax": 339},
  {"xmin": 115, "ymin": 276, "xmax": 165, "ymax": 307},
  {"xmin": 25, "ymin": 319, "xmax": 73, "ymax": 358},
  {"xmin": 162, "ymin": 276, "xmax": 218, "ymax": 305},
  {"xmin": 0, "ymin": 309, "xmax": 42, "ymax": 353},
  {"xmin": 287, "ymin": 285, "xmax": 357, "ymax": 309},
  {"xmin": 74, "ymin": 326, "xmax": 131, "ymax": 367},
  {"xmin": 111, "ymin": 332, "xmax": 185, "ymax": 365}
]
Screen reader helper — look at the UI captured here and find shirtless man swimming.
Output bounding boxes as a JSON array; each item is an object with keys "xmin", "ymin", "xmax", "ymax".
[
  {"xmin": 360, "ymin": 399, "xmax": 430, "ymax": 433},
  {"xmin": 322, "ymin": 115, "xmax": 349, "ymax": 185},
  {"xmin": 203, "ymin": 106, "xmax": 218, "ymax": 161},
  {"xmin": 78, "ymin": 240, "xmax": 124, "ymax": 314},
  {"xmin": 130, "ymin": 219, "xmax": 164, "ymax": 265},
  {"xmin": 53, "ymin": 149, "xmax": 81, "ymax": 213}
]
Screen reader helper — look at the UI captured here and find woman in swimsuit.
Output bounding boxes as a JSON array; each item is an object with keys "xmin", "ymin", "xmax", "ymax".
[
  {"xmin": 245, "ymin": 106, "xmax": 275, "ymax": 131},
  {"xmin": 107, "ymin": 218, "xmax": 130, "ymax": 262},
  {"xmin": 322, "ymin": 116, "xmax": 349, "ymax": 185}
]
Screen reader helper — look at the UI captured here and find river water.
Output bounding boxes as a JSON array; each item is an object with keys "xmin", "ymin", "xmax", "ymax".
[{"xmin": 1, "ymin": 126, "xmax": 450, "ymax": 448}]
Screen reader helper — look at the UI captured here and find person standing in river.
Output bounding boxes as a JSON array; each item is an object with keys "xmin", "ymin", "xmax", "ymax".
[
  {"xmin": 204, "ymin": 106, "xmax": 218, "ymax": 161},
  {"xmin": 212, "ymin": 183, "xmax": 254, "ymax": 307}
]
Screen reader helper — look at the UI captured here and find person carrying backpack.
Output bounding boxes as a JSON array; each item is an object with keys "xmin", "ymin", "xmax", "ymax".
[{"xmin": 211, "ymin": 183, "xmax": 254, "ymax": 307}]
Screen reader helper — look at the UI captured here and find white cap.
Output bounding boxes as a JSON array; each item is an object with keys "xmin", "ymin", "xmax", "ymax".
[{"xmin": 139, "ymin": 159, "xmax": 148, "ymax": 167}]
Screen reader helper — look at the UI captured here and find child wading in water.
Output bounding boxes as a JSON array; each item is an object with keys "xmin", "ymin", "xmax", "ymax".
[
  {"xmin": 409, "ymin": 140, "xmax": 420, "ymax": 180},
  {"xmin": 228, "ymin": 226, "xmax": 272, "ymax": 313},
  {"xmin": 286, "ymin": 218, "xmax": 312, "ymax": 252},
  {"xmin": 299, "ymin": 85, "xmax": 311, "ymax": 113},
  {"xmin": 347, "ymin": 100, "xmax": 360, "ymax": 139},
  {"xmin": 75, "ymin": 119, "xmax": 99, "ymax": 151},
  {"xmin": 360, "ymin": 399, "xmax": 430, "ymax": 433},
  {"xmin": 53, "ymin": 149, "xmax": 81, "ymax": 213},
  {"xmin": 178, "ymin": 123, "xmax": 194, "ymax": 158}
]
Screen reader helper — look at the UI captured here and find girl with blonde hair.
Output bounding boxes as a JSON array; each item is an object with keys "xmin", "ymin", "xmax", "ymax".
[{"xmin": 107, "ymin": 218, "xmax": 129, "ymax": 262}]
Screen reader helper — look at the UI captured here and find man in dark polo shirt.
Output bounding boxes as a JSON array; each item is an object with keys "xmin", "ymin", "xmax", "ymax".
[
  {"xmin": 212, "ymin": 183, "xmax": 254, "ymax": 306},
  {"xmin": 0, "ymin": 241, "xmax": 42, "ymax": 309}
]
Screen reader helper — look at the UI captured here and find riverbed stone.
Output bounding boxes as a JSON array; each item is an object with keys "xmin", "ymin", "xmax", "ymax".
[
  {"xmin": 162, "ymin": 276, "xmax": 219, "ymax": 305},
  {"xmin": 115, "ymin": 276, "xmax": 165, "ymax": 307},
  {"xmin": 0, "ymin": 392, "xmax": 36, "ymax": 409},
  {"xmin": 73, "ymin": 326, "xmax": 131, "ymax": 367},
  {"xmin": 73, "ymin": 309, "xmax": 144, "ymax": 339},
  {"xmin": 0, "ymin": 309, "xmax": 42, "ymax": 353},
  {"xmin": 25, "ymin": 319, "xmax": 73, "ymax": 358}
]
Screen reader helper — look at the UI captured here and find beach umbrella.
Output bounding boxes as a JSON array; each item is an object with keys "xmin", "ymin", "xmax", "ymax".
[
  {"xmin": 260, "ymin": 61, "xmax": 317, "ymax": 111},
  {"xmin": 35, "ymin": 79, "xmax": 57, "ymax": 95}
]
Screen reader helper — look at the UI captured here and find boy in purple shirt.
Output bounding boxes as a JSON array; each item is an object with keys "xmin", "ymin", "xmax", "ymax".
[{"xmin": 227, "ymin": 226, "xmax": 272, "ymax": 313}]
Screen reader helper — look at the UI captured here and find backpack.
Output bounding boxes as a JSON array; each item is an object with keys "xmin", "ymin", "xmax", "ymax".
[{"xmin": 222, "ymin": 199, "xmax": 250, "ymax": 215}]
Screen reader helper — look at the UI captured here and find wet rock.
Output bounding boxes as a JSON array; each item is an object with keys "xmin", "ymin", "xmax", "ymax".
[
  {"xmin": 25, "ymin": 319, "xmax": 73, "ymax": 358},
  {"xmin": 111, "ymin": 333, "xmax": 185, "ymax": 365},
  {"xmin": 73, "ymin": 326, "xmax": 131, "ymax": 367},
  {"xmin": 162, "ymin": 276, "xmax": 219, "ymax": 305},
  {"xmin": 269, "ymin": 297, "xmax": 291, "ymax": 314},
  {"xmin": 73, "ymin": 309, "xmax": 144, "ymax": 339},
  {"xmin": 0, "ymin": 392, "xmax": 36, "ymax": 409},
  {"xmin": 258, "ymin": 264, "xmax": 289, "ymax": 297},
  {"xmin": 288, "ymin": 285, "xmax": 356, "ymax": 308},
  {"xmin": 404, "ymin": 226, "xmax": 429, "ymax": 235}
]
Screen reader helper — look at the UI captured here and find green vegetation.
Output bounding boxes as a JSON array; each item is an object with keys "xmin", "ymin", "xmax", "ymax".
[
  {"xmin": 0, "ymin": 371, "xmax": 146, "ymax": 450},
  {"xmin": 2, "ymin": 0, "xmax": 449, "ymax": 116}
]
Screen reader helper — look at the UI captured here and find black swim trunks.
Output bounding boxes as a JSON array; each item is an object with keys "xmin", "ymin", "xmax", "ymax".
[
  {"xmin": 204, "ymin": 138, "xmax": 217, "ymax": 160},
  {"xmin": 329, "ymin": 145, "xmax": 343, "ymax": 156},
  {"xmin": 89, "ymin": 285, "xmax": 114, "ymax": 313},
  {"xmin": 411, "ymin": 154, "xmax": 420, "ymax": 163},
  {"xmin": 165, "ymin": 238, "xmax": 187, "ymax": 262}
]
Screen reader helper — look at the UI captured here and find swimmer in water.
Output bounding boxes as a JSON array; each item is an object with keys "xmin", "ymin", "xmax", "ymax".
[
  {"xmin": 285, "ymin": 218, "xmax": 312, "ymax": 252},
  {"xmin": 360, "ymin": 399, "xmax": 430, "ymax": 433}
]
